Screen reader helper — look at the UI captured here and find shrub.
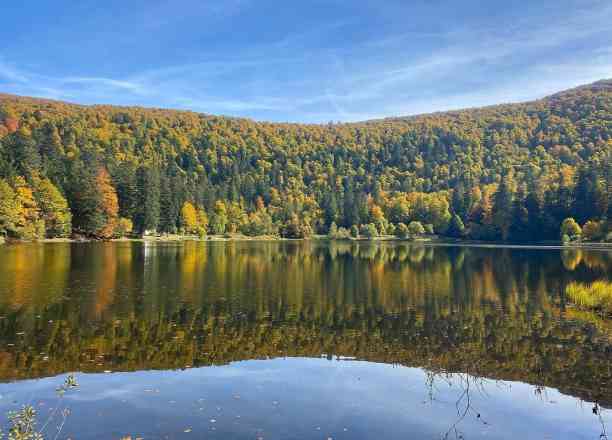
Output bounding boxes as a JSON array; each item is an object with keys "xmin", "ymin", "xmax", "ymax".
[
  {"xmin": 327, "ymin": 222, "xmax": 338, "ymax": 238},
  {"xmin": 408, "ymin": 221, "xmax": 425, "ymax": 236},
  {"xmin": 582, "ymin": 220, "xmax": 604, "ymax": 241},
  {"xmin": 336, "ymin": 227, "xmax": 350, "ymax": 239},
  {"xmin": 566, "ymin": 281, "xmax": 612, "ymax": 314},
  {"xmin": 560, "ymin": 217, "xmax": 581, "ymax": 241},
  {"xmin": 396, "ymin": 222, "xmax": 409, "ymax": 239},
  {"xmin": 360, "ymin": 223, "xmax": 379, "ymax": 239}
]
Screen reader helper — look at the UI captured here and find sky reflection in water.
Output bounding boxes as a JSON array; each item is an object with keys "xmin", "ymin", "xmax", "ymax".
[{"xmin": 0, "ymin": 242, "xmax": 610, "ymax": 439}]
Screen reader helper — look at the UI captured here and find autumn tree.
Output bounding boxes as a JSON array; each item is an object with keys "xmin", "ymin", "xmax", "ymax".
[
  {"xmin": 0, "ymin": 179, "xmax": 21, "ymax": 237},
  {"xmin": 180, "ymin": 202, "xmax": 198, "ymax": 234},
  {"xmin": 13, "ymin": 176, "xmax": 44, "ymax": 239},
  {"xmin": 407, "ymin": 221, "xmax": 425, "ymax": 237},
  {"xmin": 196, "ymin": 208, "xmax": 209, "ymax": 237},
  {"xmin": 1, "ymin": 80, "xmax": 611, "ymax": 242},
  {"xmin": 116, "ymin": 217, "xmax": 133, "ymax": 237},
  {"xmin": 33, "ymin": 177, "xmax": 71, "ymax": 237},
  {"xmin": 560, "ymin": 218, "xmax": 582, "ymax": 241},
  {"xmin": 581, "ymin": 220, "xmax": 603, "ymax": 241},
  {"xmin": 95, "ymin": 168, "xmax": 119, "ymax": 238},
  {"xmin": 210, "ymin": 201, "xmax": 228, "ymax": 235}
]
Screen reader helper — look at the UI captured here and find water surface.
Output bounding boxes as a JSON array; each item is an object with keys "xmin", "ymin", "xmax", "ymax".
[{"xmin": 0, "ymin": 241, "xmax": 610, "ymax": 439}]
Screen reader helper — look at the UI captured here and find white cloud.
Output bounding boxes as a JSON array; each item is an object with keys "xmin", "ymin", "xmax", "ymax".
[
  {"xmin": 0, "ymin": 59, "xmax": 29, "ymax": 83},
  {"xmin": 0, "ymin": 1, "xmax": 610, "ymax": 122}
]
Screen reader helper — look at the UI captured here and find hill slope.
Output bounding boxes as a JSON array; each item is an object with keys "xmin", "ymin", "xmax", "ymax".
[{"xmin": 0, "ymin": 81, "xmax": 610, "ymax": 242}]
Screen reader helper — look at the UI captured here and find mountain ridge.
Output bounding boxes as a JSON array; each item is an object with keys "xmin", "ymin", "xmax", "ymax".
[{"xmin": 1, "ymin": 78, "xmax": 611, "ymax": 125}]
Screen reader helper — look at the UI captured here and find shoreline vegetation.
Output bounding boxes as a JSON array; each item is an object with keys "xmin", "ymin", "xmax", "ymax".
[
  {"xmin": 1, "ymin": 233, "xmax": 611, "ymax": 250},
  {"xmin": 1, "ymin": 81, "xmax": 611, "ymax": 247},
  {"xmin": 566, "ymin": 281, "xmax": 612, "ymax": 316}
]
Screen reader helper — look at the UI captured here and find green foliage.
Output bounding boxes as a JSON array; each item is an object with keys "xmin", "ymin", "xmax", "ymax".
[
  {"xmin": 33, "ymin": 177, "xmax": 71, "ymax": 238},
  {"xmin": 134, "ymin": 166, "xmax": 161, "ymax": 234},
  {"xmin": 560, "ymin": 217, "xmax": 582, "ymax": 241},
  {"xmin": 408, "ymin": 221, "xmax": 425, "ymax": 236},
  {"xmin": 0, "ymin": 179, "xmax": 21, "ymax": 237},
  {"xmin": 327, "ymin": 221, "xmax": 351, "ymax": 240},
  {"xmin": 2, "ymin": 374, "xmax": 78, "ymax": 440},
  {"xmin": 210, "ymin": 201, "xmax": 228, "ymax": 235},
  {"xmin": 447, "ymin": 214, "xmax": 466, "ymax": 238},
  {"xmin": 281, "ymin": 214, "xmax": 313, "ymax": 238},
  {"xmin": 196, "ymin": 209, "xmax": 208, "ymax": 237},
  {"xmin": 396, "ymin": 222, "xmax": 410, "ymax": 239},
  {"xmin": 581, "ymin": 220, "xmax": 604, "ymax": 241},
  {"xmin": 6, "ymin": 405, "xmax": 42, "ymax": 440},
  {"xmin": 0, "ymin": 80, "xmax": 611, "ymax": 242},
  {"xmin": 242, "ymin": 210, "xmax": 275, "ymax": 236},
  {"xmin": 116, "ymin": 217, "xmax": 133, "ymax": 237},
  {"xmin": 566, "ymin": 281, "xmax": 612, "ymax": 314},
  {"xmin": 68, "ymin": 167, "xmax": 119, "ymax": 238},
  {"xmin": 360, "ymin": 223, "xmax": 379, "ymax": 239},
  {"xmin": 327, "ymin": 222, "xmax": 338, "ymax": 238},
  {"xmin": 492, "ymin": 174, "xmax": 514, "ymax": 240}
]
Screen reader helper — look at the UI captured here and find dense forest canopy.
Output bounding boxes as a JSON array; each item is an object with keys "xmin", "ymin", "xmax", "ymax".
[{"xmin": 0, "ymin": 80, "xmax": 610, "ymax": 242}]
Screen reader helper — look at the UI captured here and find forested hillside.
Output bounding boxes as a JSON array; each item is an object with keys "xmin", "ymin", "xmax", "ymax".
[{"xmin": 0, "ymin": 80, "xmax": 610, "ymax": 242}]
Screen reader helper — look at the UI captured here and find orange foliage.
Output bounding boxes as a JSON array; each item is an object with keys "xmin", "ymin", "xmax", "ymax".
[{"xmin": 96, "ymin": 168, "xmax": 119, "ymax": 238}]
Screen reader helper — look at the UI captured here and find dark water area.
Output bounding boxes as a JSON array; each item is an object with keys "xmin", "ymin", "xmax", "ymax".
[{"xmin": 0, "ymin": 241, "xmax": 610, "ymax": 439}]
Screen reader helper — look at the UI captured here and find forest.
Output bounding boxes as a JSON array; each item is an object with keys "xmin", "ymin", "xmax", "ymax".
[{"xmin": 0, "ymin": 80, "xmax": 610, "ymax": 243}]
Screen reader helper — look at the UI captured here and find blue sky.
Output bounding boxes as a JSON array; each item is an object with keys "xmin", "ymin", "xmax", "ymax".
[{"xmin": 1, "ymin": 0, "xmax": 611, "ymax": 122}]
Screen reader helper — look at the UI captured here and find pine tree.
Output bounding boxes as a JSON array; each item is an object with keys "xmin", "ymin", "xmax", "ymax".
[
  {"xmin": 134, "ymin": 166, "xmax": 161, "ymax": 234},
  {"xmin": 492, "ymin": 174, "xmax": 514, "ymax": 240},
  {"xmin": 447, "ymin": 214, "xmax": 466, "ymax": 238}
]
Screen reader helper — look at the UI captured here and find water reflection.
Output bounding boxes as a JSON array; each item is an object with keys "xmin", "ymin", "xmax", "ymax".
[{"xmin": 0, "ymin": 242, "xmax": 610, "ymax": 437}]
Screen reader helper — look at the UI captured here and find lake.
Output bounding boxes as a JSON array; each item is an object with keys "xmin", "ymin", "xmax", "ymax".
[{"xmin": 0, "ymin": 241, "xmax": 610, "ymax": 439}]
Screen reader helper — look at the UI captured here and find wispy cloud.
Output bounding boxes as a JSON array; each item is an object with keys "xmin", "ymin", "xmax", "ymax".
[
  {"xmin": 0, "ymin": 58, "xmax": 29, "ymax": 83},
  {"xmin": 0, "ymin": 1, "xmax": 611, "ymax": 122},
  {"xmin": 58, "ymin": 77, "xmax": 146, "ymax": 93}
]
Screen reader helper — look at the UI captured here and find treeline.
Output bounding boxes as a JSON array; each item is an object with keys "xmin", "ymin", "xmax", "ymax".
[{"xmin": 0, "ymin": 80, "xmax": 611, "ymax": 242}]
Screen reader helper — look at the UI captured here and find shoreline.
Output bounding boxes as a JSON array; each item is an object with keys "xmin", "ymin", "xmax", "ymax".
[{"xmin": 1, "ymin": 234, "xmax": 611, "ymax": 250}]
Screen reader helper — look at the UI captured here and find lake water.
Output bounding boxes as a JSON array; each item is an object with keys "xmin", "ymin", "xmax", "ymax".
[{"xmin": 0, "ymin": 241, "xmax": 610, "ymax": 439}]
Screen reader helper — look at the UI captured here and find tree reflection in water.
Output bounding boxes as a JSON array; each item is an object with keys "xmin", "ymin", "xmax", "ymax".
[{"xmin": 0, "ymin": 241, "xmax": 610, "ymax": 438}]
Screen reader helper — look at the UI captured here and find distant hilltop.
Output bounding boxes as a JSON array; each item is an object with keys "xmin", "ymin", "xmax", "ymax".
[{"xmin": 0, "ymin": 80, "xmax": 610, "ymax": 244}]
